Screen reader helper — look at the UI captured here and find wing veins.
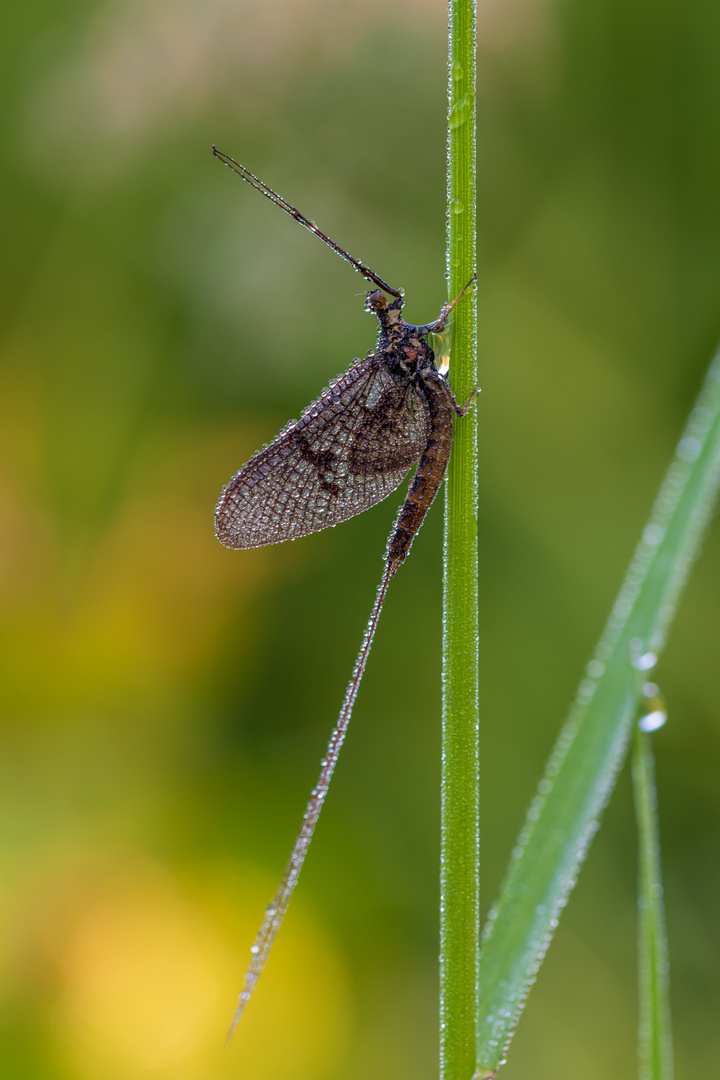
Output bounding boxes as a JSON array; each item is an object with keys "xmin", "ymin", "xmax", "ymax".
[{"xmin": 216, "ymin": 355, "xmax": 430, "ymax": 549}]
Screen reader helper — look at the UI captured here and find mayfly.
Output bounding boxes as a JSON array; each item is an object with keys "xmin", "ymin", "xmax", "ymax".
[{"xmin": 212, "ymin": 146, "xmax": 476, "ymax": 1036}]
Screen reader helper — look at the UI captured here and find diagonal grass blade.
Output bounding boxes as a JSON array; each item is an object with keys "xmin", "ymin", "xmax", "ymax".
[{"xmin": 475, "ymin": 348, "xmax": 720, "ymax": 1077}]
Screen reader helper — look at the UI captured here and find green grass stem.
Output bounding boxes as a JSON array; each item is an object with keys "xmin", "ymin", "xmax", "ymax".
[
  {"xmin": 633, "ymin": 717, "xmax": 675, "ymax": 1080},
  {"xmin": 441, "ymin": 2, "xmax": 478, "ymax": 1079}
]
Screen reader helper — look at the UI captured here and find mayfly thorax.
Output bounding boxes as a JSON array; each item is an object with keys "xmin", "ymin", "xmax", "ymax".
[{"xmin": 212, "ymin": 146, "xmax": 476, "ymax": 1036}]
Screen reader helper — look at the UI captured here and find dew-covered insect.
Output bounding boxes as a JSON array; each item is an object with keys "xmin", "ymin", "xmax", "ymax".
[{"xmin": 212, "ymin": 147, "xmax": 476, "ymax": 1035}]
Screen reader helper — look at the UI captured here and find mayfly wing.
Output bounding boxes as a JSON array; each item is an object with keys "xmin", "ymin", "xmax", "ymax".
[{"xmin": 215, "ymin": 353, "xmax": 431, "ymax": 549}]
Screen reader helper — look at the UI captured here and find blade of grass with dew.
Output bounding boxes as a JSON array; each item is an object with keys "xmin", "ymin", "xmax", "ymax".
[
  {"xmin": 474, "ymin": 349, "xmax": 720, "ymax": 1077},
  {"xmin": 633, "ymin": 714, "xmax": 675, "ymax": 1080},
  {"xmin": 441, "ymin": 0, "xmax": 478, "ymax": 1078}
]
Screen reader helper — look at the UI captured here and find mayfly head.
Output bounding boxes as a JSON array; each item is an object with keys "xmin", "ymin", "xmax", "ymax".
[{"xmin": 365, "ymin": 289, "xmax": 404, "ymax": 319}]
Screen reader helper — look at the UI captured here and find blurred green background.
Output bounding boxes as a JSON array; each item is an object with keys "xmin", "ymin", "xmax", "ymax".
[{"xmin": 1, "ymin": 0, "xmax": 719, "ymax": 1077}]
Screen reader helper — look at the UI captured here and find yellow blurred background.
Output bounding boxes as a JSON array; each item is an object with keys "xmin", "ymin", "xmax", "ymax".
[{"xmin": 1, "ymin": 0, "xmax": 719, "ymax": 1077}]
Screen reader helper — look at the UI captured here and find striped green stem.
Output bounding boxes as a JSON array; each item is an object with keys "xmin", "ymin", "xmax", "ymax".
[{"xmin": 441, "ymin": 1, "xmax": 478, "ymax": 1079}]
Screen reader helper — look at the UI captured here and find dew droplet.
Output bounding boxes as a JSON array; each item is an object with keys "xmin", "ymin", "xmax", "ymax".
[
  {"xmin": 448, "ymin": 95, "xmax": 468, "ymax": 129},
  {"xmin": 677, "ymin": 435, "xmax": 701, "ymax": 461},
  {"xmin": 636, "ymin": 651, "xmax": 657, "ymax": 671},
  {"xmin": 639, "ymin": 709, "xmax": 667, "ymax": 732},
  {"xmin": 643, "ymin": 523, "xmax": 665, "ymax": 546}
]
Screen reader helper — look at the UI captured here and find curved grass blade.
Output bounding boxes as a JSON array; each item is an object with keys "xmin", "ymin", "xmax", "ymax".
[{"xmin": 475, "ymin": 349, "xmax": 720, "ymax": 1077}]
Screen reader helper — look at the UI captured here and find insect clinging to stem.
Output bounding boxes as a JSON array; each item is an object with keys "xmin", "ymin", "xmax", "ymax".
[{"xmin": 212, "ymin": 145, "xmax": 477, "ymax": 1037}]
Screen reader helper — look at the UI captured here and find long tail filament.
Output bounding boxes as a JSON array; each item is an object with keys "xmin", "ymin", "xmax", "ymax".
[{"xmin": 227, "ymin": 556, "xmax": 398, "ymax": 1038}]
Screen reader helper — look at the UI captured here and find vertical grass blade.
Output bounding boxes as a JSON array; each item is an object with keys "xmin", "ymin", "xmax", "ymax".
[
  {"xmin": 441, "ymin": 1, "xmax": 478, "ymax": 1079},
  {"xmin": 633, "ymin": 720, "xmax": 675, "ymax": 1080},
  {"xmin": 475, "ymin": 350, "xmax": 720, "ymax": 1076}
]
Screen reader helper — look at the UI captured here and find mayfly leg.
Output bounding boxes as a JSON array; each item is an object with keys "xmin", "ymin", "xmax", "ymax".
[
  {"xmin": 227, "ymin": 558, "xmax": 397, "ymax": 1039},
  {"xmin": 415, "ymin": 273, "xmax": 477, "ymax": 335}
]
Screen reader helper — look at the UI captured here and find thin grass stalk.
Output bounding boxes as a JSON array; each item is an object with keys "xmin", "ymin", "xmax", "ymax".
[
  {"xmin": 633, "ymin": 719, "xmax": 675, "ymax": 1080},
  {"xmin": 441, "ymin": 1, "xmax": 478, "ymax": 1079}
]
